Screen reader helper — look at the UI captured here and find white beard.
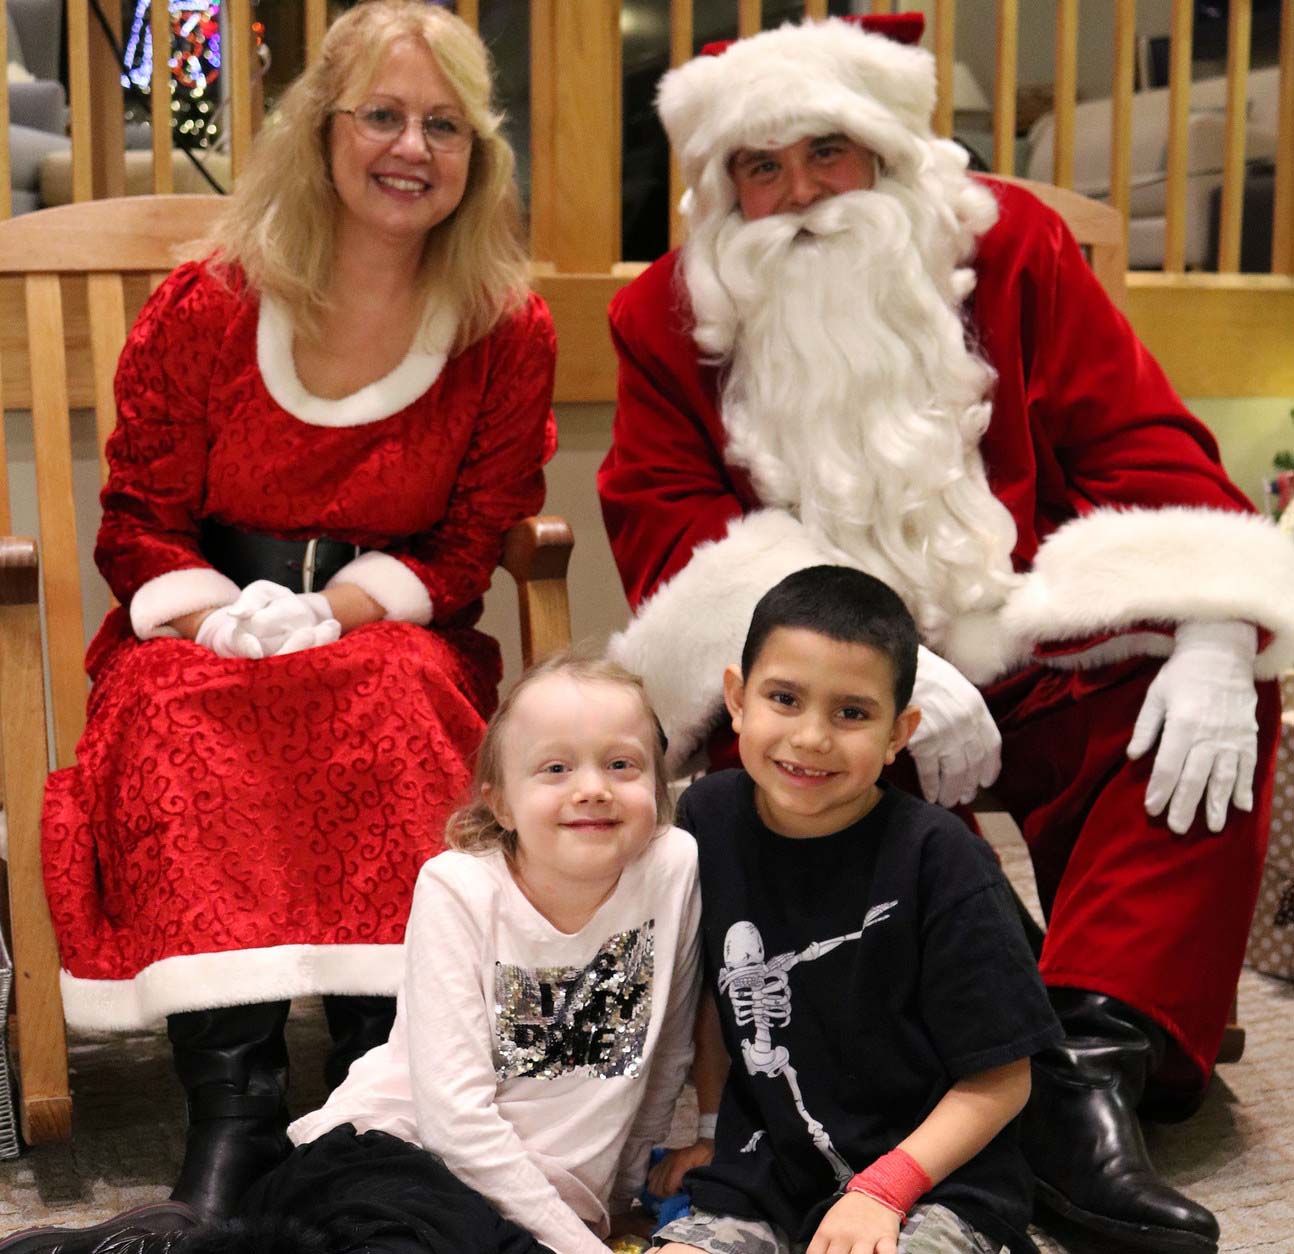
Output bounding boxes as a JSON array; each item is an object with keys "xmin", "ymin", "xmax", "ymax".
[{"xmin": 684, "ymin": 183, "xmax": 1020, "ymax": 648}]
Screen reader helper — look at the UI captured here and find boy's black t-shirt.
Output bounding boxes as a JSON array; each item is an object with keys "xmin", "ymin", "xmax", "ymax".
[{"xmin": 676, "ymin": 770, "xmax": 1062, "ymax": 1254}]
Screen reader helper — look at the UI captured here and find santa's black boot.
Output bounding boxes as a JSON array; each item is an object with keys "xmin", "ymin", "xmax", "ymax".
[
  {"xmin": 1022, "ymin": 988, "xmax": 1219, "ymax": 1253},
  {"xmin": 167, "ymin": 1001, "xmax": 293, "ymax": 1222},
  {"xmin": 0, "ymin": 1201, "xmax": 198, "ymax": 1253},
  {"xmin": 321, "ymin": 993, "xmax": 396, "ymax": 1093}
]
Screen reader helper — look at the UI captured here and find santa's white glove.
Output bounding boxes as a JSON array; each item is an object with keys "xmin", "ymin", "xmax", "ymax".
[
  {"xmin": 193, "ymin": 606, "xmax": 264, "ymax": 659},
  {"xmin": 906, "ymin": 644, "xmax": 1002, "ymax": 807},
  {"xmin": 226, "ymin": 580, "xmax": 341, "ymax": 657},
  {"xmin": 1127, "ymin": 619, "xmax": 1258, "ymax": 835}
]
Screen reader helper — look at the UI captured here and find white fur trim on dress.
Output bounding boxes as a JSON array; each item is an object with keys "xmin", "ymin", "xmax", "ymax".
[
  {"xmin": 327, "ymin": 551, "xmax": 433, "ymax": 625},
  {"xmin": 1001, "ymin": 506, "xmax": 1294, "ymax": 679},
  {"xmin": 608, "ymin": 510, "xmax": 845, "ymax": 773},
  {"xmin": 659, "ymin": 19, "xmax": 936, "ymax": 200},
  {"xmin": 257, "ymin": 295, "xmax": 457, "ymax": 429},
  {"xmin": 59, "ymin": 943, "xmax": 405, "ymax": 1031},
  {"xmin": 130, "ymin": 566, "xmax": 241, "ymax": 639}
]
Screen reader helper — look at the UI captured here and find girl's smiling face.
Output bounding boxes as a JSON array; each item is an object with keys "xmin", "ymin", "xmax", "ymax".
[{"xmin": 485, "ymin": 674, "xmax": 660, "ymax": 915}]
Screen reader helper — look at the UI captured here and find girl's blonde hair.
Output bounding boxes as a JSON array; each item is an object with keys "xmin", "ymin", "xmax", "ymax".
[
  {"xmin": 445, "ymin": 650, "xmax": 674, "ymax": 861},
  {"xmin": 202, "ymin": 0, "xmax": 528, "ymax": 351}
]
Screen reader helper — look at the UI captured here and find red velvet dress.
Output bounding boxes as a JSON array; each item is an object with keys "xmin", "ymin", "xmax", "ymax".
[{"xmin": 42, "ymin": 262, "xmax": 557, "ymax": 1030}]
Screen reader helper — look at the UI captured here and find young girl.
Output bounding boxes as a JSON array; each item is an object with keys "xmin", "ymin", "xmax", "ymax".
[
  {"xmin": 262, "ymin": 652, "xmax": 702, "ymax": 1254},
  {"xmin": 0, "ymin": 654, "xmax": 699, "ymax": 1254}
]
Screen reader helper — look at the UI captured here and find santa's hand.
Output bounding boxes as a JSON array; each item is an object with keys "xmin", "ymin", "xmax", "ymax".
[
  {"xmin": 228, "ymin": 582, "xmax": 338, "ymax": 656},
  {"xmin": 1127, "ymin": 620, "xmax": 1258, "ymax": 835},
  {"xmin": 906, "ymin": 645, "xmax": 1001, "ymax": 807},
  {"xmin": 193, "ymin": 606, "xmax": 264, "ymax": 659}
]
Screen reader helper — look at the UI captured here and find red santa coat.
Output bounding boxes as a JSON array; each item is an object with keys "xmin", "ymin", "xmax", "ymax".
[
  {"xmin": 598, "ymin": 180, "xmax": 1286, "ymax": 1083},
  {"xmin": 42, "ymin": 262, "xmax": 557, "ymax": 1030}
]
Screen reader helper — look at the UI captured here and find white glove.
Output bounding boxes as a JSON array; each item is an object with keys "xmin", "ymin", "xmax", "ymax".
[
  {"xmin": 226, "ymin": 579, "xmax": 341, "ymax": 657},
  {"xmin": 1127, "ymin": 619, "xmax": 1258, "ymax": 835},
  {"xmin": 906, "ymin": 644, "xmax": 1002, "ymax": 807},
  {"xmin": 193, "ymin": 605, "xmax": 265, "ymax": 659}
]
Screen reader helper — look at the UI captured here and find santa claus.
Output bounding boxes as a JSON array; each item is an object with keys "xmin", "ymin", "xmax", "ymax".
[{"xmin": 598, "ymin": 15, "xmax": 1293, "ymax": 1254}]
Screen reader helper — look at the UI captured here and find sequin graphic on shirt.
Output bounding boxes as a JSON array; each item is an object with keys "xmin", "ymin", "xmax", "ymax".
[
  {"xmin": 494, "ymin": 920, "xmax": 654, "ymax": 1080},
  {"xmin": 718, "ymin": 902, "xmax": 897, "ymax": 1182}
]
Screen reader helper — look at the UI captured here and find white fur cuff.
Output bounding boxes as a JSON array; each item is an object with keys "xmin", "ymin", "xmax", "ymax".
[
  {"xmin": 1003, "ymin": 506, "xmax": 1294, "ymax": 679},
  {"xmin": 130, "ymin": 566, "xmax": 241, "ymax": 639},
  {"xmin": 609, "ymin": 509, "xmax": 845, "ymax": 773},
  {"xmin": 328, "ymin": 551, "xmax": 433, "ymax": 625}
]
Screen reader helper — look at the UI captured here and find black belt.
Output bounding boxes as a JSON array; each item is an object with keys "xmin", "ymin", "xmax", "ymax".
[{"xmin": 200, "ymin": 520, "xmax": 361, "ymax": 595}]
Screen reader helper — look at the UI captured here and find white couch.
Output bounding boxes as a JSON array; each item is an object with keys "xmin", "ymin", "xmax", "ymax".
[{"xmin": 1024, "ymin": 66, "xmax": 1281, "ymax": 269}]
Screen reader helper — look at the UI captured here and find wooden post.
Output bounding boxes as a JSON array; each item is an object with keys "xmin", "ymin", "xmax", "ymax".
[
  {"xmin": 0, "ymin": 0, "xmax": 11, "ymax": 221},
  {"xmin": 738, "ymin": 0, "xmax": 761, "ymax": 38},
  {"xmin": 1275, "ymin": 0, "xmax": 1294, "ymax": 273},
  {"xmin": 1053, "ymin": 0, "xmax": 1079, "ymax": 190},
  {"xmin": 934, "ymin": 0, "xmax": 956, "ymax": 139},
  {"xmin": 457, "ymin": 0, "xmax": 479, "ymax": 31},
  {"xmin": 306, "ymin": 0, "xmax": 329, "ymax": 66},
  {"xmin": 993, "ymin": 0, "xmax": 1018, "ymax": 175},
  {"xmin": 1110, "ymin": 0, "xmax": 1136, "ymax": 241},
  {"xmin": 529, "ymin": 1, "xmax": 622, "ymax": 272},
  {"xmin": 67, "ymin": 0, "xmax": 94, "ymax": 203},
  {"xmin": 1164, "ymin": 0, "xmax": 1195, "ymax": 273},
  {"xmin": 804, "ymin": 0, "xmax": 828, "ymax": 17},
  {"xmin": 227, "ymin": 0, "xmax": 254, "ymax": 181},
  {"xmin": 89, "ymin": 0, "xmax": 126, "ymax": 199},
  {"xmin": 668, "ymin": 0, "xmax": 693, "ymax": 251},
  {"xmin": 151, "ymin": 0, "xmax": 174, "ymax": 194},
  {"xmin": 1217, "ymin": 0, "xmax": 1252, "ymax": 273}
]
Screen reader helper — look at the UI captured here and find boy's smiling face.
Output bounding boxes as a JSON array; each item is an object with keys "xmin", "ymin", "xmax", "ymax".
[{"xmin": 724, "ymin": 626, "xmax": 919, "ymax": 839}]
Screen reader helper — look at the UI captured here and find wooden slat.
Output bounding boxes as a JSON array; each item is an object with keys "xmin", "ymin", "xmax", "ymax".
[
  {"xmin": 501, "ymin": 517, "xmax": 574, "ymax": 667},
  {"xmin": 934, "ymin": 0, "xmax": 956, "ymax": 139},
  {"xmin": 1217, "ymin": 0, "xmax": 1253, "ymax": 273},
  {"xmin": 67, "ymin": 0, "xmax": 94, "ymax": 203},
  {"xmin": 228, "ymin": 0, "xmax": 254, "ymax": 181},
  {"xmin": 89, "ymin": 0, "xmax": 126, "ymax": 198},
  {"xmin": 1164, "ymin": 0, "xmax": 1195, "ymax": 273},
  {"xmin": 1277, "ymin": 0, "xmax": 1294, "ymax": 273},
  {"xmin": 1053, "ymin": 0, "xmax": 1079, "ymax": 190},
  {"xmin": 804, "ymin": 0, "xmax": 828, "ymax": 18},
  {"xmin": 529, "ymin": 2, "xmax": 622, "ymax": 272},
  {"xmin": 0, "ymin": 196, "xmax": 226, "ymax": 274},
  {"xmin": 151, "ymin": 0, "xmax": 174, "ymax": 194},
  {"xmin": 738, "ymin": 0, "xmax": 761, "ymax": 38},
  {"xmin": 0, "ymin": 0, "xmax": 12, "ymax": 222},
  {"xmin": 869, "ymin": 0, "xmax": 894, "ymax": 12},
  {"xmin": 1110, "ymin": 0, "xmax": 1136, "ymax": 232},
  {"xmin": 456, "ymin": 0, "xmax": 479, "ymax": 31},
  {"xmin": 24, "ymin": 277, "xmax": 87, "ymax": 769},
  {"xmin": 305, "ymin": 0, "xmax": 328, "ymax": 66},
  {"xmin": 993, "ymin": 0, "xmax": 1019, "ymax": 175},
  {"xmin": 0, "ymin": 345, "xmax": 10, "ymax": 530},
  {"xmin": 669, "ymin": 0, "xmax": 694, "ymax": 250},
  {"xmin": 86, "ymin": 274, "xmax": 128, "ymax": 483},
  {"xmin": 0, "ymin": 539, "xmax": 71, "ymax": 1145}
]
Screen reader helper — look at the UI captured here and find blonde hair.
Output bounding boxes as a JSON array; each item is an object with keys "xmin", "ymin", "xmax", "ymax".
[
  {"xmin": 445, "ymin": 650, "xmax": 674, "ymax": 861},
  {"xmin": 202, "ymin": 0, "xmax": 528, "ymax": 350}
]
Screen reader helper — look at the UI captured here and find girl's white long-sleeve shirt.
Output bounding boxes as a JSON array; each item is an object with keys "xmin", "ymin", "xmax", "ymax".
[{"xmin": 289, "ymin": 827, "xmax": 701, "ymax": 1254}]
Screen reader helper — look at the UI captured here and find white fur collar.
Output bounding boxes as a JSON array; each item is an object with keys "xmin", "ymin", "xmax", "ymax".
[{"xmin": 256, "ymin": 294, "xmax": 456, "ymax": 428}]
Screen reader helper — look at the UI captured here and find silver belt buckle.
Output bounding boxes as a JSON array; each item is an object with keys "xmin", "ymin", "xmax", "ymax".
[{"xmin": 302, "ymin": 538, "xmax": 319, "ymax": 594}]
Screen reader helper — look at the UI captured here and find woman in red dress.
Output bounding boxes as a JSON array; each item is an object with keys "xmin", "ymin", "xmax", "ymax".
[{"xmin": 40, "ymin": 0, "xmax": 556, "ymax": 1220}]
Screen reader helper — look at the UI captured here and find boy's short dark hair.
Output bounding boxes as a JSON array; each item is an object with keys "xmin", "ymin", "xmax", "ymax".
[{"xmin": 741, "ymin": 566, "xmax": 919, "ymax": 709}]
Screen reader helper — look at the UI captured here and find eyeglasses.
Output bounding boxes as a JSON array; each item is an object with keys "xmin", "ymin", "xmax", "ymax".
[{"xmin": 337, "ymin": 102, "xmax": 474, "ymax": 154}]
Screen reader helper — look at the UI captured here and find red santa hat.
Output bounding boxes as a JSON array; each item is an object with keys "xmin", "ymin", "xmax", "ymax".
[{"xmin": 658, "ymin": 15, "xmax": 937, "ymax": 221}]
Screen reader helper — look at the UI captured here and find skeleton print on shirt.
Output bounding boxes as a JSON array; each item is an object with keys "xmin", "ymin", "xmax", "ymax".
[
  {"xmin": 494, "ymin": 921, "xmax": 654, "ymax": 1080},
  {"xmin": 718, "ymin": 902, "xmax": 898, "ymax": 1182}
]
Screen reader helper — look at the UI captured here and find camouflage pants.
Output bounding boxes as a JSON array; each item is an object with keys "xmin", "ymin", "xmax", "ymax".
[{"xmin": 653, "ymin": 1202, "xmax": 1008, "ymax": 1254}]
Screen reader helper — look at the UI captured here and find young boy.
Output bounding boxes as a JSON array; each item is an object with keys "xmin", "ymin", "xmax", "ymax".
[{"xmin": 654, "ymin": 566, "xmax": 1062, "ymax": 1254}]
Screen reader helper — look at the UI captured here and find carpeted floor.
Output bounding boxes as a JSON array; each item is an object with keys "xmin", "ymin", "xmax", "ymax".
[{"xmin": 1, "ymin": 817, "xmax": 1290, "ymax": 1250}]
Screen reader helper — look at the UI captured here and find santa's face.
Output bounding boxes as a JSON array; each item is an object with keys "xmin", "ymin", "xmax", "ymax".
[{"xmin": 729, "ymin": 133, "xmax": 876, "ymax": 220}]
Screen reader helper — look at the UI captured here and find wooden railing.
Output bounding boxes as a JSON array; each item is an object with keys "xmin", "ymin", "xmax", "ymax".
[{"xmin": 0, "ymin": 0, "xmax": 1291, "ymax": 397}]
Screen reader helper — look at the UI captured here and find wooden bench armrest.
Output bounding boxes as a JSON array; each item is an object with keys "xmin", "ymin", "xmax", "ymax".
[
  {"xmin": 0, "ymin": 535, "xmax": 72, "ymax": 1143},
  {"xmin": 500, "ymin": 516, "xmax": 574, "ymax": 668}
]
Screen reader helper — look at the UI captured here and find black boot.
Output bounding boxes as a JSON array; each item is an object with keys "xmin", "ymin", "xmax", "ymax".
[
  {"xmin": 1022, "ymin": 989, "xmax": 1219, "ymax": 1253},
  {"xmin": 322, "ymin": 993, "xmax": 396, "ymax": 1093},
  {"xmin": 0, "ymin": 1201, "xmax": 198, "ymax": 1253},
  {"xmin": 167, "ymin": 1001, "xmax": 293, "ymax": 1222}
]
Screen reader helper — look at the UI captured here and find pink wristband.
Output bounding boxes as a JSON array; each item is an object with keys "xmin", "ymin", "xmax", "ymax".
[{"xmin": 845, "ymin": 1148, "xmax": 932, "ymax": 1221}]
